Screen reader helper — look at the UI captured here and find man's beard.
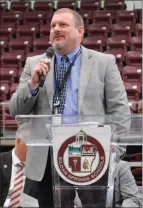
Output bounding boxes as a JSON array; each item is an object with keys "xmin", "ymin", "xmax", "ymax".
[{"xmin": 52, "ymin": 43, "xmax": 65, "ymax": 52}]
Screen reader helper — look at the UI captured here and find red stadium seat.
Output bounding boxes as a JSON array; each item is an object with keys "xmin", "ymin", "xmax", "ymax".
[
  {"xmin": 80, "ymin": 0, "xmax": 100, "ymax": 11},
  {"xmin": 0, "ymin": 94, "xmax": 7, "ymax": 103},
  {"xmin": 123, "ymin": 152, "xmax": 142, "ymax": 161},
  {"xmin": 77, "ymin": 11, "xmax": 91, "ymax": 26},
  {"xmin": 104, "ymin": 0, "xmax": 125, "ymax": 2},
  {"xmin": 11, "ymin": 1, "xmax": 31, "ymax": 12},
  {"xmin": 104, "ymin": 2, "xmax": 125, "ymax": 10},
  {"xmin": 16, "ymin": 24, "xmax": 39, "ymax": 42},
  {"xmin": 115, "ymin": 10, "xmax": 136, "ymax": 26},
  {"xmin": 88, "ymin": 24, "xmax": 107, "ymax": 46},
  {"xmin": 45, "ymin": 12, "xmax": 55, "ymax": 24},
  {"xmin": 0, "ymin": 25, "xmax": 15, "ymax": 44},
  {"xmin": 132, "ymin": 168, "xmax": 142, "ymax": 186},
  {"xmin": 10, "ymin": 83, "xmax": 18, "ymax": 96},
  {"xmin": 129, "ymin": 153, "xmax": 142, "ymax": 161},
  {"xmin": 128, "ymin": 99, "xmax": 138, "ymax": 113},
  {"xmin": 105, "ymin": 50, "xmax": 124, "ymax": 67},
  {"xmin": 90, "ymin": 10, "xmax": 114, "ymax": 20},
  {"xmin": 33, "ymin": 37, "xmax": 50, "ymax": 52},
  {"xmin": 122, "ymin": 65, "xmax": 142, "ymax": 83},
  {"xmin": 111, "ymin": 24, "xmax": 131, "ymax": 43},
  {"xmin": 40, "ymin": 24, "xmax": 50, "ymax": 37},
  {"xmin": 125, "ymin": 51, "xmax": 142, "ymax": 66},
  {"xmin": 0, "ymin": 22, "xmax": 17, "ymax": 31},
  {"xmin": 1, "ymin": 12, "xmax": 23, "ymax": 27},
  {"xmin": 9, "ymin": 37, "xmax": 32, "ymax": 57},
  {"xmin": 2, "ymin": 112, "xmax": 18, "ymax": 129},
  {"xmin": 130, "ymin": 37, "xmax": 142, "ymax": 51},
  {"xmin": 124, "ymin": 81, "xmax": 141, "ymax": 100},
  {"xmin": 1, "ymin": 52, "xmax": 25, "ymax": 69},
  {"xmin": 23, "ymin": 11, "xmax": 45, "ymax": 26},
  {"xmin": 0, "ymin": 81, "xmax": 10, "ymax": 102},
  {"xmin": 0, "ymin": 81, "xmax": 10, "ymax": 94},
  {"xmin": 139, "ymin": 9, "xmax": 142, "ymax": 23},
  {"xmin": 82, "ymin": 36, "xmax": 103, "ymax": 52},
  {"xmin": 33, "ymin": 1, "xmax": 53, "ymax": 11},
  {"xmin": 0, "ymin": 41, "xmax": 6, "ymax": 54},
  {"xmin": 0, "ymin": 67, "xmax": 18, "ymax": 82},
  {"xmin": 90, "ymin": 21, "xmax": 111, "ymax": 32},
  {"xmin": 106, "ymin": 37, "xmax": 127, "ymax": 59},
  {"xmin": 57, "ymin": 0, "xmax": 77, "ymax": 10},
  {"xmin": 135, "ymin": 24, "xmax": 142, "ymax": 37},
  {"xmin": 92, "ymin": 11, "xmax": 112, "ymax": 29},
  {"xmin": 0, "ymin": 2, "xmax": 7, "ymax": 12}
]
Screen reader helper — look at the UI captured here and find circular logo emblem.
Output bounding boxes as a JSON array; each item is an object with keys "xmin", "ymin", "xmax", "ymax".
[{"xmin": 57, "ymin": 130, "xmax": 106, "ymax": 185}]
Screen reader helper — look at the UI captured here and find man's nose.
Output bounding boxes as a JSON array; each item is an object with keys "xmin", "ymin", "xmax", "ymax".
[{"xmin": 54, "ymin": 24, "xmax": 61, "ymax": 31}]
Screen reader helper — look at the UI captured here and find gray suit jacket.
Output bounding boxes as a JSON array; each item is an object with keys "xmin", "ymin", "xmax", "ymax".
[
  {"xmin": 114, "ymin": 160, "xmax": 142, "ymax": 207},
  {"xmin": 9, "ymin": 46, "xmax": 131, "ymax": 181}
]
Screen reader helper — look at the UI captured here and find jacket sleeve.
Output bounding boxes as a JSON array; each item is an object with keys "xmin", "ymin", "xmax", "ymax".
[
  {"xmin": 105, "ymin": 55, "xmax": 131, "ymax": 157},
  {"xmin": 9, "ymin": 57, "xmax": 39, "ymax": 118},
  {"xmin": 105, "ymin": 55, "xmax": 131, "ymax": 128},
  {"xmin": 119, "ymin": 162, "xmax": 142, "ymax": 207}
]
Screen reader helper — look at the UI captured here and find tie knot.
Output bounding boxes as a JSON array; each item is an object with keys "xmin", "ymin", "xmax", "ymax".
[
  {"xmin": 17, "ymin": 162, "xmax": 25, "ymax": 169},
  {"xmin": 61, "ymin": 56, "xmax": 69, "ymax": 63}
]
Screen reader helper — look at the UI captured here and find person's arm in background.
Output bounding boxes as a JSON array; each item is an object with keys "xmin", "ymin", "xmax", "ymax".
[
  {"xmin": 104, "ymin": 55, "xmax": 131, "ymax": 157},
  {"xmin": 118, "ymin": 161, "xmax": 142, "ymax": 207},
  {"xmin": 9, "ymin": 56, "xmax": 48, "ymax": 118}
]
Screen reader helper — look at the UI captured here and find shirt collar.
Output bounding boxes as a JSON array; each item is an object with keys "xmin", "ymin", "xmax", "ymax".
[
  {"xmin": 55, "ymin": 45, "xmax": 81, "ymax": 64},
  {"xmin": 12, "ymin": 148, "xmax": 25, "ymax": 167}
]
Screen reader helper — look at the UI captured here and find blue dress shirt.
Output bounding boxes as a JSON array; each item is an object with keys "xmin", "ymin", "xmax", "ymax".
[{"xmin": 55, "ymin": 45, "xmax": 81, "ymax": 118}]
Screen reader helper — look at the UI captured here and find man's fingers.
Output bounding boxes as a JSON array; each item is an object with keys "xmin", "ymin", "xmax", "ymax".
[
  {"xmin": 39, "ymin": 63, "xmax": 49, "ymax": 75},
  {"xmin": 40, "ymin": 58, "xmax": 49, "ymax": 64},
  {"xmin": 34, "ymin": 63, "xmax": 48, "ymax": 75},
  {"xmin": 34, "ymin": 67, "xmax": 43, "ymax": 76},
  {"xmin": 40, "ymin": 62, "xmax": 49, "ymax": 70}
]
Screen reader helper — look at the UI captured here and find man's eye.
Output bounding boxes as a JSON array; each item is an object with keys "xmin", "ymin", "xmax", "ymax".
[{"xmin": 61, "ymin": 23, "xmax": 66, "ymax": 27}]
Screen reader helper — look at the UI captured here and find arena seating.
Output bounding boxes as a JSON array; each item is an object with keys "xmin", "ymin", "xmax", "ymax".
[
  {"xmin": 0, "ymin": 0, "xmax": 142, "ymax": 129},
  {"xmin": 0, "ymin": 0, "xmax": 142, "ymax": 192}
]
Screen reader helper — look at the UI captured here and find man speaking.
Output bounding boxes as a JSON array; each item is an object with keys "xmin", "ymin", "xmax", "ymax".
[{"xmin": 9, "ymin": 8, "xmax": 131, "ymax": 208}]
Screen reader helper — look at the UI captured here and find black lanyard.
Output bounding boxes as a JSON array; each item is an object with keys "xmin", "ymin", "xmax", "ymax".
[{"xmin": 54, "ymin": 47, "xmax": 82, "ymax": 99}]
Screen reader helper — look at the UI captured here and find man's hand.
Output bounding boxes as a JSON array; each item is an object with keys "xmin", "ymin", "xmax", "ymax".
[{"xmin": 28, "ymin": 58, "xmax": 50, "ymax": 89}]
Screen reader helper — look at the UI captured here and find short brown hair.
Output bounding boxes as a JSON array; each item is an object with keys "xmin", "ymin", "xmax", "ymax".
[{"xmin": 54, "ymin": 8, "xmax": 84, "ymax": 28}]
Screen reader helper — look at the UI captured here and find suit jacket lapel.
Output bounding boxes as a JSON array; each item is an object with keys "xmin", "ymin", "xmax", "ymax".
[
  {"xmin": 44, "ymin": 57, "xmax": 54, "ymax": 111},
  {"xmin": 78, "ymin": 46, "xmax": 94, "ymax": 113},
  {"xmin": 24, "ymin": 178, "xmax": 33, "ymax": 194}
]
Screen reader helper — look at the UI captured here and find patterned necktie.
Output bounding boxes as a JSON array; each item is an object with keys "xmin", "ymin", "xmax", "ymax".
[
  {"xmin": 53, "ymin": 56, "xmax": 69, "ymax": 114},
  {"xmin": 9, "ymin": 162, "xmax": 25, "ymax": 208}
]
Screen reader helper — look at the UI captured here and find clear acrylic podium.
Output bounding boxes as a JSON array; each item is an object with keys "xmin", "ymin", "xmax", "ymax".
[{"xmin": 15, "ymin": 115, "xmax": 142, "ymax": 208}]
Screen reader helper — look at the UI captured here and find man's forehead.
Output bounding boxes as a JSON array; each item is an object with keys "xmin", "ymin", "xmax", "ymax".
[{"xmin": 51, "ymin": 12, "xmax": 74, "ymax": 22}]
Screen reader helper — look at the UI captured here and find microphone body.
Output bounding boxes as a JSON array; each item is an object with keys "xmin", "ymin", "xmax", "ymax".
[{"xmin": 39, "ymin": 47, "xmax": 54, "ymax": 87}]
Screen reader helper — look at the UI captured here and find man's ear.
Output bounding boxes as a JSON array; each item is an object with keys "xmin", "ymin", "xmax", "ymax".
[
  {"xmin": 15, "ymin": 137, "xmax": 21, "ymax": 145},
  {"xmin": 78, "ymin": 26, "xmax": 84, "ymax": 38}
]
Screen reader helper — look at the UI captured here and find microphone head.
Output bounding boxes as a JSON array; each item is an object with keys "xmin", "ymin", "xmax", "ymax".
[{"xmin": 46, "ymin": 47, "xmax": 54, "ymax": 58}]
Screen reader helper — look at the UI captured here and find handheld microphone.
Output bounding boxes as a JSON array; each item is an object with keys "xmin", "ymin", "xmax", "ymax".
[{"xmin": 39, "ymin": 47, "xmax": 55, "ymax": 87}]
